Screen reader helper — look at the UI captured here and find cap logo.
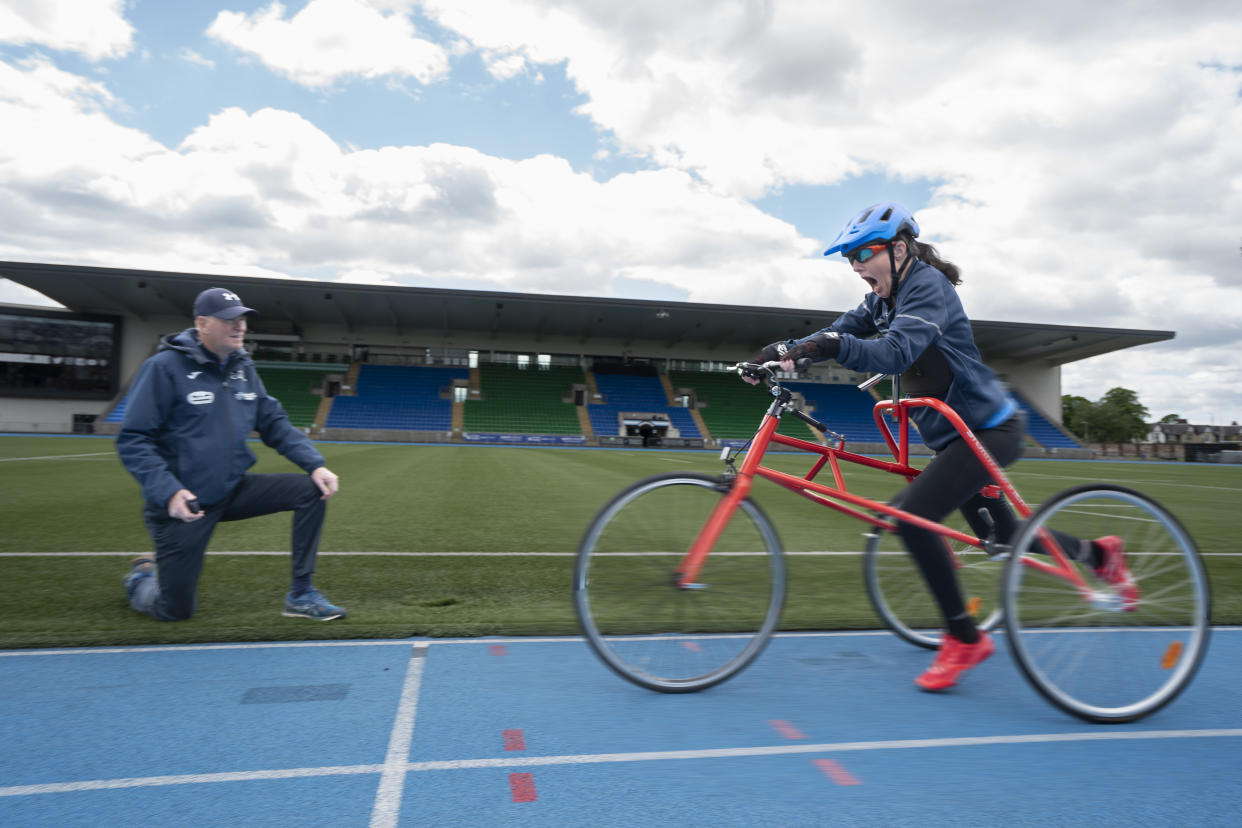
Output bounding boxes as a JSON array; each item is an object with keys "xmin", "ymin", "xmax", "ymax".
[{"xmin": 220, "ymin": 292, "xmax": 239, "ymax": 302}]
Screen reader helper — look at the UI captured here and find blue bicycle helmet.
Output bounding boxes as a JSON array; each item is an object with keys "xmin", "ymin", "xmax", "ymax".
[{"xmin": 823, "ymin": 202, "xmax": 920, "ymax": 257}]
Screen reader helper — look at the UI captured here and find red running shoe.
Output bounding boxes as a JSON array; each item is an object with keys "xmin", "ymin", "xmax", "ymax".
[
  {"xmin": 1094, "ymin": 535, "xmax": 1140, "ymax": 611},
  {"xmin": 915, "ymin": 631, "xmax": 995, "ymax": 691}
]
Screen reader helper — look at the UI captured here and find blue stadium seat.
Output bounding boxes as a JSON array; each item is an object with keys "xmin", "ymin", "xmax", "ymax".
[
  {"xmin": 1011, "ymin": 392, "xmax": 1082, "ymax": 449},
  {"xmin": 589, "ymin": 373, "xmax": 700, "ymax": 438},
  {"xmin": 104, "ymin": 396, "xmax": 128, "ymax": 423},
  {"xmin": 784, "ymin": 381, "xmax": 921, "ymax": 445},
  {"xmin": 325, "ymin": 365, "xmax": 468, "ymax": 431}
]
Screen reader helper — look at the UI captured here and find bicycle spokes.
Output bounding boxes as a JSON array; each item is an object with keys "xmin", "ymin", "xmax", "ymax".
[
  {"xmin": 1004, "ymin": 484, "xmax": 1210, "ymax": 723},
  {"xmin": 574, "ymin": 474, "xmax": 785, "ymax": 692}
]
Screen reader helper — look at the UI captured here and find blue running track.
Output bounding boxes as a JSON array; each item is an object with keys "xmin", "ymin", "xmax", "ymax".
[{"xmin": 2, "ymin": 629, "xmax": 1240, "ymax": 826}]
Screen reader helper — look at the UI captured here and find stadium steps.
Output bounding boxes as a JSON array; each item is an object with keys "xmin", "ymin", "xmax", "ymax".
[
  {"xmin": 666, "ymin": 374, "xmax": 713, "ymax": 440},
  {"xmin": 313, "ymin": 395, "xmax": 333, "ymax": 429},
  {"xmin": 658, "ymin": 373, "xmax": 677, "ymax": 403},
  {"xmin": 576, "ymin": 405, "xmax": 594, "ymax": 439},
  {"xmin": 687, "ymin": 405, "xmax": 712, "ymax": 441},
  {"xmin": 255, "ymin": 365, "xmax": 340, "ymax": 429},
  {"xmin": 451, "ymin": 397, "xmax": 464, "ymax": 432},
  {"xmin": 342, "ymin": 361, "xmax": 361, "ymax": 394},
  {"xmin": 1012, "ymin": 390, "xmax": 1082, "ymax": 449},
  {"xmin": 668, "ymin": 370, "xmax": 806, "ymax": 442},
  {"xmin": 584, "ymin": 370, "xmax": 602, "ymax": 404}
]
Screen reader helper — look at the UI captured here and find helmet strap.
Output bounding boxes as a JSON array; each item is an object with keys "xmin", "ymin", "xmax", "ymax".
[{"xmin": 888, "ymin": 238, "xmax": 916, "ymax": 299}]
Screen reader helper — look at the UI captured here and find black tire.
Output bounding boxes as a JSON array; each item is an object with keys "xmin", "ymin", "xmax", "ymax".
[
  {"xmin": 573, "ymin": 472, "xmax": 785, "ymax": 692},
  {"xmin": 864, "ymin": 528, "xmax": 1004, "ymax": 650},
  {"xmin": 1003, "ymin": 484, "xmax": 1211, "ymax": 723}
]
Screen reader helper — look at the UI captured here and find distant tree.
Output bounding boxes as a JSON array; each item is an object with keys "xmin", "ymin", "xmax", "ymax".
[
  {"xmin": 1095, "ymin": 387, "xmax": 1151, "ymax": 441},
  {"xmin": 1061, "ymin": 387, "xmax": 1150, "ymax": 442},
  {"xmin": 1061, "ymin": 394, "xmax": 1094, "ymax": 438},
  {"xmin": 1159, "ymin": 414, "xmax": 1182, "ymax": 424}
]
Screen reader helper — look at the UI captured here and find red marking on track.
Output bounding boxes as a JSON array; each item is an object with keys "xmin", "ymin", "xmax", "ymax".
[
  {"xmin": 814, "ymin": 758, "xmax": 861, "ymax": 786},
  {"xmin": 509, "ymin": 772, "xmax": 537, "ymax": 802},
  {"xmin": 681, "ymin": 641, "xmax": 703, "ymax": 652},
  {"xmin": 489, "ymin": 645, "xmax": 507, "ymax": 656},
  {"xmin": 768, "ymin": 719, "xmax": 807, "ymax": 740},
  {"xmin": 503, "ymin": 729, "xmax": 526, "ymax": 751}
]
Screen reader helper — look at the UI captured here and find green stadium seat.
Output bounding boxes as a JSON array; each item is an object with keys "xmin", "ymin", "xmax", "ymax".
[{"xmin": 463, "ymin": 363, "xmax": 585, "ymax": 435}]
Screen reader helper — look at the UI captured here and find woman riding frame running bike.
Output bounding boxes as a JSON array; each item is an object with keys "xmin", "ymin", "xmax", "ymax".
[{"xmin": 744, "ymin": 202, "xmax": 1139, "ymax": 691}]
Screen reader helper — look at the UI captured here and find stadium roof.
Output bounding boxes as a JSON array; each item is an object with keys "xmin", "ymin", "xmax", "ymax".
[{"xmin": 1, "ymin": 260, "xmax": 1173, "ymax": 365}]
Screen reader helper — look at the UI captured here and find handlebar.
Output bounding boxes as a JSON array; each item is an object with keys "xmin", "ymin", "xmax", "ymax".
[
  {"xmin": 732, "ymin": 361, "xmax": 836, "ymax": 437},
  {"xmin": 733, "ymin": 360, "xmax": 784, "ymax": 385}
]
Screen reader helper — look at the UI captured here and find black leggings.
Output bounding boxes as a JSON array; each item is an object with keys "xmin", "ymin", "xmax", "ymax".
[{"xmin": 889, "ymin": 415, "xmax": 1030, "ymax": 623}]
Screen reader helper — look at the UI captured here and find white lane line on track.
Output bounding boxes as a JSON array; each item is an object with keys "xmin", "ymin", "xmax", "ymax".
[
  {"xmin": 369, "ymin": 645, "xmax": 427, "ymax": 828},
  {"xmin": 0, "ymin": 452, "xmax": 115, "ymax": 462},
  {"xmin": 5, "ymin": 728, "xmax": 1241, "ymax": 797},
  {"xmin": 5, "ymin": 628, "xmax": 1241, "ymax": 657},
  {"xmin": 402, "ymin": 728, "xmax": 1242, "ymax": 771},
  {"xmin": 7, "ymin": 550, "xmax": 1242, "ymax": 557},
  {"xmin": 0, "ymin": 766, "xmax": 383, "ymax": 797},
  {"xmin": 1010, "ymin": 470, "xmax": 1242, "ymax": 493}
]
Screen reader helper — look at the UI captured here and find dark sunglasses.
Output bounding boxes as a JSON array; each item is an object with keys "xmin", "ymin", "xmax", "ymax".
[{"xmin": 846, "ymin": 242, "xmax": 888, "ymax": 265}]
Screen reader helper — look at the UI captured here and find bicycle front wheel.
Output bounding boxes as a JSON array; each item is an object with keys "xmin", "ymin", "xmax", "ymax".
[
  {"xmin": 864, "ymin": 528, "xmax": 1004, "ymax": 650},
  {"xmin": 1003, "ymin": 484, "xmax": 1211, "ymax": 723},
  {"xmin": 573, "ymin": 473, "xmax": 786, "ymax": 693}
]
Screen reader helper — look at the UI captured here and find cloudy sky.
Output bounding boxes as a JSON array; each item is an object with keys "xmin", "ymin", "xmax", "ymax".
[{"xmin": 2, "ymin": 0, "xmax": 1240, "ymax": 423}]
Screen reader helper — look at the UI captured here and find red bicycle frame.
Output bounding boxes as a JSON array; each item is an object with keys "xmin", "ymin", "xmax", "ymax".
[{"xmin": 676, "ymin": 374, "xmax": 1091, "ymax": 594}]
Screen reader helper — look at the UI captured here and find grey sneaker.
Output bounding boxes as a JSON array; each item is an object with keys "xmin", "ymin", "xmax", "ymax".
[
  {"xmin": 282, "ymin": 588, "xmax": 346, "ymax": 621},
  {"xmin": 123, "ymin": 556, "xmax": 155, "ymax": 599}
]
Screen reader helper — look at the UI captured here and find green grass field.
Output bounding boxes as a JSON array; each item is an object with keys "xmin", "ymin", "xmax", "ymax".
[{"xmin": 1, "ymin": 434, "xmax": 1239, "ymax": 648}]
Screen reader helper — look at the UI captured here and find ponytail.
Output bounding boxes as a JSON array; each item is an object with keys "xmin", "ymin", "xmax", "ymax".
[{"xmin": 897, "ymin": 231, "xmax": 961, "ymax": 285}]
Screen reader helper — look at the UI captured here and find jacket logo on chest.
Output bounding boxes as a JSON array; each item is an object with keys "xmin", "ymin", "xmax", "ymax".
[
  {"xmin": 230, "ymin": 370, "xmax": 247, "ymax": 382},
  {"xmin": 187, "ymin": 390, "xmax": 214, "ymax": 405},
  {"xmin": 233, "ymin": 391, "xmax": 257, "ymax": 401},
  {"xmin": 186, "ymin": 371, "xmax": 202, "ymax": 380}
]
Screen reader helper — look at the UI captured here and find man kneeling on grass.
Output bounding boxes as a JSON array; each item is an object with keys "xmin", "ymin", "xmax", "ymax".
[{"xmin": 116, "ymin": 287, "xmax": 346, "ymax": 622}]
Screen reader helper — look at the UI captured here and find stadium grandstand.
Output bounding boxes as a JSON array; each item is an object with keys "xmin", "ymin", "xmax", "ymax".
[{"xmin": 1, "ymin": 261, "xmax": 1172, "ymax": 457}]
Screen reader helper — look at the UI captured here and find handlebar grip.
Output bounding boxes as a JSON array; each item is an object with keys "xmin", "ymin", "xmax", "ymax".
[
  {"xmin": 857, "ymin": 373, "xmax": 886, "ymax": 392},
  {"xmin": 790, "ymin": 408, "xmax": 829, "ymax": 434}
]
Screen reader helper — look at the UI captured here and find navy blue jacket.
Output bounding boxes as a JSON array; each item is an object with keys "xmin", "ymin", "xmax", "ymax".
[
  {"xmin": 795, "ymin": 260, "xmax": 1016, "ymax": 451},
  {"xmin": 116, "ymin": 329, "xmax": 325, "ymax": 509}
]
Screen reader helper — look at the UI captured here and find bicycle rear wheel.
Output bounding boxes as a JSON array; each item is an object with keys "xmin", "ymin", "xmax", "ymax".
[
  {"xmin": 1003, "ymin": 484, "xmax": 1211, "ymax": 723},
  {"xmin": 573, "ymin": 473, "xmax": 785, "ymax": 693},
  {"xmin": 864, "ymin": 528, "xmax": 1004, "ymax": 649}
]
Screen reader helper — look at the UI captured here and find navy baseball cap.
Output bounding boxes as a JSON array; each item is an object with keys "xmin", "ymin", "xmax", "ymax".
[{"xmin": 193, "ymin": 287, "xmax": 257, "ymax": 320}]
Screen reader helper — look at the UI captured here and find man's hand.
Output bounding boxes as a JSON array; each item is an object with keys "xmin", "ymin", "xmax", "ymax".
[
  {"xmin": 168, "ymin": 489, "xmax": 204, "ymax": 522},
  {"xmin": 311, "ymin": 466, "xmax": 339, "ymax": 500}
]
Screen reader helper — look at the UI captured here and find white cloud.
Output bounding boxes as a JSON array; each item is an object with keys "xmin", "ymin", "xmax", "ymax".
[
  {"xmin": 178, "ymin": 48, "xmax": 215, "ymax": 69},
  {"xmin": 2, "ymin": 0, "xmax": 1242, "ymax": 423},
  {"xmin": 0, "ymin": 0, "xmax": 133, "ymax": 60},
  {"xmin": 206, "ymin": 0, "xmax": 450, "ymax": 88},
  {"xmin": 416, "ymin": 0, "xmax": 1242, "ymax": 421},
  {"xmin": 0, "ymin": 58, "xmax": 818, "ymax": 311},
  {"xmin": 0, "ymin": 277, "xmax": 62, "ymax": 307}
]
